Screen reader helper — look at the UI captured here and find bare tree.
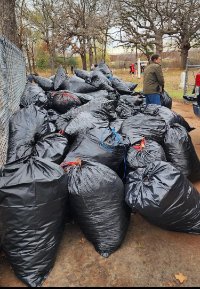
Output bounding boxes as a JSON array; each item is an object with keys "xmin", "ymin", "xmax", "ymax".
[
  {"xmin": 55, "ymin": 0, "xmax": 102, "ymax": 69},
  {"xmin": 172, "ymin": 0, "xmax": 200, "ymax": 69},
  {"xmin": 115, "ymin": 0, "xmax": 200, "ymax": 68},
  {"xmin": 0, "ymin": 0, "xmax": 19, "ymax": 46},
  {"xmin": 26, "ymin": 0, "xmax": 63, "ymax": 74},
  {"xmin": 115, "ymin": 0, "xmax": 178, "ymax": 56}
]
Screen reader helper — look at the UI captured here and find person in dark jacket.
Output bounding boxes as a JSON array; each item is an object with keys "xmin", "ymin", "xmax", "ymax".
[{"xmin": 143, "ymin": 54, "xmax": 164, "ymax": 105}]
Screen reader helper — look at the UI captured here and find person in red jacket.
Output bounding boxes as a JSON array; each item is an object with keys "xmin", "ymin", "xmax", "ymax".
[{"xmin": 130, "ymin": 63, "xmax": 135, "ymax": 74}]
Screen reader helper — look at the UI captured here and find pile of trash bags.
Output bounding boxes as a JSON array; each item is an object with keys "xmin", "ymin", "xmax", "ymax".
[{"xmin": 0, "ymin": 62, "xmax": 200, "ymax": 287}]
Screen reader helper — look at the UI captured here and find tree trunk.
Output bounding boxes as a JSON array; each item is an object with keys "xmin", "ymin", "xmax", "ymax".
[
  {"xmin": 0, "ymin": 0, "xmax": 19, "ymax": 47},
  {"xmin": 180, "ymin": 47, "xmax": 190, "ymax": 70},
  {"xmin": 62, "ymin": 49, "xmax": 67, "ymax": 72},
  {"xmin": 93, "ymin": 38, "xmax": 98, "ymax": 64},
  {"xmin": 25, "ymin": 40, "xmax": 32, "ymax": 74},
  {"xmin": 50, "ymin": 52, "xmax": 55, "ymax": 75},
  {"xmin": 180, "ymin": 40, "xmax": 191, "ymax": 70},
  {"xmin": 81, "ymin": 53, "xmax": 87, "ymax": 70},
  {"xmin": 31, "ymin": 41, "xmax": 37, "ymax": 73},
  {"xmin": 46, "ymin": 39, "xmax": 55, "ymax": 74},
  {"xmin": 103, "ymin": 29, "xmax": 108, "ymax": 62},
  {"xmin": 155, "ymin": 34, "xmax": 163, "ymax": 55},
  {"xmin": 88, "ymin": 42, "xmax": 93, "ymax": 70}
]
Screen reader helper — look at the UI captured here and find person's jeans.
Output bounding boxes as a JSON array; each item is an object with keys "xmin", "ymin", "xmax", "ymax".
[{"xmin": 145, "ymin": 93, "xmax": 161, "ymax": 105}]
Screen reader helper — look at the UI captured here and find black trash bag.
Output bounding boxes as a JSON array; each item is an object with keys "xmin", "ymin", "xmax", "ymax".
[
  {"xmin": 116, "ymin": 95, "xmax": 143, "ymax": 120},
  {"xmin": 160, "ymin": 91, "xmax": 172, "ymax": 109},
  {"xmin": 46, "ymin": 109, "xmax": 70, "ymax": 132},
  {"xmin": 49, "ymin": 75, "xmax": 55, "ymax": 81},
  {"xmin": 110, "ymin": 118, "xmax": 124, "ymax": 133},
  {"xmin": 116, "ymin": 101, "xmax": 135, "ymax": 119},
  {"xmin": 7, "ymin": 105, "xmax": 56, "ymax": 163},
  {"xmin": 64, "ymin": 126, "xmax": 129, "ymax": 172},
  {"xmin": 120, "ymin": 94, "xmax": 144, "ymax": 106},
  {"xmin": 0, "ymin": 157, "xmax": 68, "ymax": 287},
  {"xmin": 20, "ymin": 83, "xmax": 47, "ymax": 108},
  {"xmin": 55, "ymin": 114, "xmax": 71, "ymax": 131},
  {"xmin": 163, "ymin": 124, "xmax": 200, "ymax": 181},
  {"xmin": 48, "ymin": 91, "xmax": 82, "ymax": 114},
  {"xmin": 94, "ymin": 62, "xmax": 112, "ymax": 77},
  {"xmin": 33, "ymin": 133, "xmax": 69, "ymax": 164},
  {"xmin": 65, "ymin": 112, "xmax": 109, "ymax": 136},
  {"xmin": 72, "ymin": 92, "xmax": 95, "ymax": 104},
  {"xmin": 111, "ymin": 77, "xmax": 132, "ymax": 94},
  {"xmin": 69, "ymin": 80, "xmax": 99, "ymax": 93},
  {"xmin": 143, "ymin": 105, "xmax": 195, "ymax": 132},
  {"xmin": 125, "ymin": 161, "xmax": 200, "ymax": 234},
  {"xmin": 73, "ymin": 90, "xmax": 108, "ymax": 104},
  {"xmin": 47, "ymin": 109, "xmax": 61, "ymax": 124},
  {"xmin": 63, "ymin": 160, "xmax": 130, "ymax": 257},
  {"xmin": 32, "ymin": 75, "xmax": 54, "ymax": 91},
  {"xmin": 65, "ymin": 98, "xmax": 117, "ymax": 122},
  {"xmin": 74, "ymin": 69, "xmax": 91, "ymax": 81},
  {"xmin": 60, "ymin": 76, "xmax": 98, "ymax": 93},
  {"xmin": 121, "ymin": 113, "xmax": 166, "ymax": 145},
  {"xmin": 106, "ymin": 91, "xmax": 120, "ymax": 101},
  {"xmin": 127, "ymin": 138, "xmax": 166, "ymax": 170},
  {"xmin": 125, "ymin": 82, "xmax": 138, "ymax": 91},
  {"xmin": 87, "ymin": 70, "xmax": 114, "ymax": 92},
  {"xmin": 54, "ymin": 66, "xmax": 68, "ymax": 91}
]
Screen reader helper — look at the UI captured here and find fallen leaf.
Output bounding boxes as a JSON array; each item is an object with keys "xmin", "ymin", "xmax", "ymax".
[{"xmin": 175, "ymin": 273, "xmax": 188, "ymax": 284}]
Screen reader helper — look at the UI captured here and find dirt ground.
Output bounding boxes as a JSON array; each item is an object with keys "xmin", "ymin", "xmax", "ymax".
[{"xmin": 1, "ymin": 100, "xmax": 200, "ymax": 287}]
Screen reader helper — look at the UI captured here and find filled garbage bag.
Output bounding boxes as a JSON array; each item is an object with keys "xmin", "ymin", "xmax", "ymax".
[
  {"xmin": 60, "ymin": 77, "xmax": 98, "ymax": 93},
  {"xmin": 64, "ymin": 127, "xmax": 129, "ymax": 172},
  {"xmin": 49, "ymin": 75, "xmax": 55, "ymax": 81},
  {"xmin": 111, "ymin": 77, "xmax": 132, "ymax": 94},
  {"xmin": 116, "ymin": 101, "xmax": 135, "ymax": 119},
  {"xmin": 110, "ymin": 119, "xmax": 124, "ymax": 133},
  {"xmin": 87, "ymin": 70, "xmax": 114, "ymax": 92},
  {"xmin": 32, "ymin": 75, "xmax": 54, "ymax": 91},
  {"xmin": 48, "ymin": 91, "xmax": 81, "ymax": 114},
  {"xmin": 0, "ymin": 157, "xmax": 68, "ymax": 287},
  {"xmin": 65, "ymin": 98, "xmax": 117, "ymax": 121},
  {"xmin": 125, "ymin": 161, "xmax": 200, "ymax": 234},
  {"xmin": 160, "ymin": 91, "xmax": 172, "ymax": 109},
  {"xmin": 74, "ymin": 69, "xmax": 91, "ymax": 81},
  {"xmin": 20, "ymin": 83, "xmax": 47, "ymax": 108},
  {"xmin": 163, "ymin": 124, "xmax": 200, "ymax": 181},
  {"xmin": 7, "ymin": 105, "xmax": 56, "ymax": 163},
  {"xmin": 143, "ymin": 104, "xmax": 194, "ymax": 132},
  {"xmin": 64, "ymin": 160, "xmax": 130, "ymax": 257},
  {"xmin": 73, "ymin": 90, "xmax": 108, "ymax": 104},
  {"xmin": 94, "ymin": 62, "xmax": 112, "ymax": 77},
  {"xmin": 55, "ymin": 114, "xmax": 71, "ymax": 131},
  {"xmin": 121, "ymin": 113, "xmax": 166, "ymax": 144},
  {"xmin": 54, "ymin": 66, "xmax": 68, "ymax": 91},
  {"xmin": 125, "ymin": 82, "xmax": 138, "ymax": 91},
  {"xmin": 120, "ymin": 94, "xmax": 144, "ymax": 106},
  {"xmin": 127, "ymin": 138, "xmax": 166, "ymax": 170},
  {"xmin": 65, "ymin": 112, "xmax": 109, "ymax": 136},
  {"xmin": 33, "ymin": 133, "xmax": 69, "ymax": 164}
]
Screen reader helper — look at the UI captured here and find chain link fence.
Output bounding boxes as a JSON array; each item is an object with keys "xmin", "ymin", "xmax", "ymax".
[{"xmin": 0, "ymin": 37, "xmax": 26, "ymax": 166}]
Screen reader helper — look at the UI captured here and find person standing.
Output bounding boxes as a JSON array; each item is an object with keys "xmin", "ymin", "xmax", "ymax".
[
  {"xmin": 130, "ymin": 63, "xmax": 135, "ymax": 74},
  {"xmin": 143, "ymin": 54, "xmax": 164, "ymax": 105}
]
